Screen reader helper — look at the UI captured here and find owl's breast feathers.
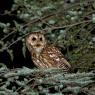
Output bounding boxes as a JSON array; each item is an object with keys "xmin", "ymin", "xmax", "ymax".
[{"xmin": 32, "ymin": 46, "xmax": 71, "ymax": 71}]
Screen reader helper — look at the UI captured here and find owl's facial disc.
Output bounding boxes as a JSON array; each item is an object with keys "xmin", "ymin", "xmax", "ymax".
[{"xmin": 29, "ymin": 35, "xmax": 46, "ymax": 53}]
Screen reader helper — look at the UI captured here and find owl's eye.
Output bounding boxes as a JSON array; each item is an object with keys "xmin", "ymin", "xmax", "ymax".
[
  {"xmin": 32, "ymin": 37, "xmax": 36, "ymax": 41},
  {"xmin": 40, "ymin": 37, "xmax": 43, "ymax": 41}
]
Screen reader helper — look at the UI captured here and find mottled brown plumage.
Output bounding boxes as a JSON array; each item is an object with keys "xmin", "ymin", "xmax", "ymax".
[{"xmin": 25, "ymin": 32, "xmax": 71, "ymax": 71}]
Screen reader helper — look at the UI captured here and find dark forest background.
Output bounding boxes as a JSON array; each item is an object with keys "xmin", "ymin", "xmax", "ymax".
[{"xmin": 0, "ymin": 0, "xmax": 95, "ymax": 72}]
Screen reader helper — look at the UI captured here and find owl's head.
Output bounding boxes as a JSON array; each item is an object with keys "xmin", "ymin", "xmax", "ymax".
[{"xmin": 25, "ymin": 32, "xmax": 47, "ymax": 53}]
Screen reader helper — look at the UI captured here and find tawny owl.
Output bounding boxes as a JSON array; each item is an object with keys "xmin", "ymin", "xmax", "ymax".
[{"xmin": 25, "ymin": 32, "xmax": 71, "ymax": 71}]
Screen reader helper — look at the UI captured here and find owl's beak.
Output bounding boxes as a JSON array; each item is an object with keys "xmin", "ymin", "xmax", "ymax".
[{"xmin": 36, "ymin": 44, "xmax": 41, "ymax": 47}]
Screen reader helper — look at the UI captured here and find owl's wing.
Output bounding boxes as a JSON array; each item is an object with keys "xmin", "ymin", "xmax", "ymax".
[{"xmin": 41, "ymin": 46, "xmax": 71, "ymax": 70}]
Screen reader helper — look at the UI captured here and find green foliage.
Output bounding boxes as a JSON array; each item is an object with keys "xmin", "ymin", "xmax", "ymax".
[{"xmin": 0, "ymin": 66, "xmax": 95, "ymax": 95}]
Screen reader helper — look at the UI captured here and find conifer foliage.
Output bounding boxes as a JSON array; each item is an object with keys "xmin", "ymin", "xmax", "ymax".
[{"xmin": 0, "ymin": 0, "xmax": 95, "ymax": 94}]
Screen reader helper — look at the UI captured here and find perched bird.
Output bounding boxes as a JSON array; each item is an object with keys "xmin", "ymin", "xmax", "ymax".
[{"xmin": 25, "ymin": 32, "xmax": 71, "ymax": 71}]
